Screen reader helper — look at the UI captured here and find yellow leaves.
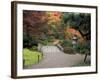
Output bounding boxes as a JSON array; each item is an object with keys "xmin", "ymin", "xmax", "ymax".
[{"xmin": 46, "ymin": 12, "xmax": 61, "ymax": 26}]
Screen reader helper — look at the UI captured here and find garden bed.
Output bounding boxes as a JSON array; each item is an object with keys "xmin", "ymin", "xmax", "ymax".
[{"xmin": 23, "ymin": 48, "xmax": 43, "ymax": 67}]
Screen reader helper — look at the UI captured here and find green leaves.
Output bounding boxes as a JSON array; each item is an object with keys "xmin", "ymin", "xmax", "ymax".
[
  {"xmin": 75, "ymin": 42, "xmax": 90, "ymax": 54},
  {"xmin": 23, "ymin": 48, "xmax": 43, "ymax": 67},
  {"xmin": 62, "ymin": 12, "xmax": 91, "ymax": 41}
]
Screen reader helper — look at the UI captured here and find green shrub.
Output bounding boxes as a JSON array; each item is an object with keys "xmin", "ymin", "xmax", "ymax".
[
  {"xmin": 23, "ymin": 33, "xmax": 38, "ymax": 48},
  {"xmin": 23, "ymin": 48, "xmax": 43, "ymax": 67},
  {"xmin": 75, "ymin": 42, "xmax": 90, "ymax": 54},
  {"xmin": 32, "ymin": 46, "xmax": 38, "ymax": 51},
  {"xmin": 60, "ymin": 40, "xmax": 74, "ymax": 54},
  {"xmin": 61, "ymin": 40, "xmax": 72, "ymax": 47},
  {"xmin": 40, "ymin": 39, "xmax": 52, "ymax": 45},
  {"xmin": 63, "ymin": 46, "xmax": 74, "ymax": 54}
]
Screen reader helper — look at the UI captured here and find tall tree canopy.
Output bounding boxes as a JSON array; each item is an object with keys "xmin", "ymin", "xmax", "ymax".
[
  {"xmin": 23, "ymin": 10, "xmax": 47, "ymax": 37},
  {"xmin": 62, "ymin": 13, "xmax": 91, "ymax": 41}
]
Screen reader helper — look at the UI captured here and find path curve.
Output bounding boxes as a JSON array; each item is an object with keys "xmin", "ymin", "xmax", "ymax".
[{"xmin": 25, "ymin": 46, "xmax": 90, "ymax": 69}]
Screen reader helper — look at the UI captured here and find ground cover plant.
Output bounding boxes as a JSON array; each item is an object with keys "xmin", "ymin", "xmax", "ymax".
[{"xmin": 23, "ymin": 48, "xmax": 43, "ymax": 67}]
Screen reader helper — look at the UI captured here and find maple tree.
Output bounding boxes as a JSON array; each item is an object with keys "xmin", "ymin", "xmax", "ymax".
[
  {"xmin": 23, "ymin": 10, "xmax": 47, "ymax": 38},
  {"xmin": 23, "ymin": 10, "xmax": 48, "ymax": 48},
  {"xmin": 62, "ymin": 12, "xmax": 91, "ymax": 41}
]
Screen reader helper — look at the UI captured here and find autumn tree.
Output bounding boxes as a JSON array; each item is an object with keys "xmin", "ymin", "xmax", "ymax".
[
  {"xmin": 46, "ymin": 12, "xmax": 65, "ymax": 39},
  {"xmin": 62, "ymin": 12, "xmax": 91, "ymax": 62},
  {"xmin": 23, "ymin": 10, "xmax": 48, "ymax": 48},
  {"xmin": 62, "ymin": 12, "xmax": 91, "ymax": 41},
  {"xmin": 23, "ymin": 10, "xmax": 48, "ymax": 37}
]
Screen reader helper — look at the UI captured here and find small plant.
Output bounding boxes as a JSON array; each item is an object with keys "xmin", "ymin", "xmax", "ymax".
[
  {"xmin": 63, "ymin": 47, "xmax": 74, "ymax": 54},
  {"xmin": 60, "ymin": 40, "xmax": 74, "ymax": 54},
  {"xmin": 61, "ymin": 39, "xmax": 72, "ymax": 47},
  {"xmin": 32, "ymin": 46, "xmax": 38, "ymax": 51},
  {"xmin": 75, "ymin": 42, "xmax": 90, "ymax": 55},
  {"xmin": 40, "ymin": 39, "xmax": 52, "ymax": 45}
]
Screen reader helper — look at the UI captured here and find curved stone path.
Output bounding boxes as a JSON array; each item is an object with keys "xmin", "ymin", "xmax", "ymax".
[{"xmin": 25, "ymin": 46, "xmax": 90, "ymax": 69}]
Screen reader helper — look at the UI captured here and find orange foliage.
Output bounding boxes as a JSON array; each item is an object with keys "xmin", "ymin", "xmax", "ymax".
[
  {"xmin": 66, "ymin": 28, "xmax": 82, "ymax": 37},
  {"xmin": 46, "ymin": 12, "xmax": 61, "ymax": 26},
  {"xmin": 65, "ymin": 28, "xmax": 84, "ymax": 42}
]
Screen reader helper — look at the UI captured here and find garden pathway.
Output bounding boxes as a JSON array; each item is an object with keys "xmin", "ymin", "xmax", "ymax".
[{"xmin": 25, "ymin": 46, "xmax": 90, "ymax": 69}]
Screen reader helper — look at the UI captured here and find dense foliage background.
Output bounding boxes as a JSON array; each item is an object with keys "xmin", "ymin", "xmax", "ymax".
[{"xmin": 23, "ymin": 10, "xmax": 91, "ymax": 55}]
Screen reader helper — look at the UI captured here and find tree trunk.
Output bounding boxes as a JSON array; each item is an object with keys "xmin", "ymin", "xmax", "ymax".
[{"xmin": 84, "ymin": 53, "xmax": 88, "ymax": 62}]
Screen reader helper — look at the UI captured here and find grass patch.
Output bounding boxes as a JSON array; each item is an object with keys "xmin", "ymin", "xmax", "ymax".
[{"xmin": 23, "ymin": 48, "xmax": 43, "ymax": 67}]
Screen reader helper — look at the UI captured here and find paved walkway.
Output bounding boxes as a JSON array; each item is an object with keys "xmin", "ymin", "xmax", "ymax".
[{"xmin": 25, "ymin": 46, "xmax": 90, "ymax": 69}]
